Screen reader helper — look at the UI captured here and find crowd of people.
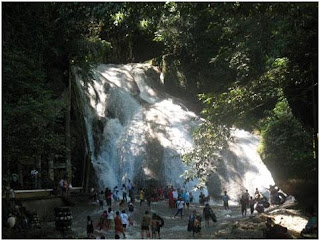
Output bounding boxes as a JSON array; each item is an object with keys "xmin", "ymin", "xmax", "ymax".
[
  {"xmin": 3, "ymin": 178, "xmax": 317, "ymax": 239},
  {"xmin": 86, "ymin": 180, "xmax": 170, "ymax": 239},
  {"xmin": 85, "ymin": 182, "xmax": 306, "ymax": 239},
  {"xmin": 87, "ymin": 182, "xmax": 284, "ymax": 239},
  {"xmin": 85, "ymin": 180, "xmax": 218, "ymax": 239},
  {"xmin": 238, "ymin": 187, "xmax": 283, "ymax": 217},
  {"xmin": 57, "ymin": 177, "xmax": 72, "ymax": 196}
]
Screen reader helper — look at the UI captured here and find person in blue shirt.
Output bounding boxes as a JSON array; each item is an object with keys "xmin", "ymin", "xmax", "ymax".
[{"xmin": 184, "ymin": 190, "xmax": 190, "ymax": 209}]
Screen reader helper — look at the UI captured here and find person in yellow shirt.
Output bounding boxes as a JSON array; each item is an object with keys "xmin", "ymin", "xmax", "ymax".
[{"xmin": 139, "ymin": 188, "xmax": 145, "ymax": 206}]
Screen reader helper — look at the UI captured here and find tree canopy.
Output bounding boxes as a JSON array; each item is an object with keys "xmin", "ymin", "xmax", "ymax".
[
  {"xmin": 2, "ymin": 2, "xmax": 317, "ymax": 190},
  {"xmin": 170, "ymin": 2, "xmax": 318, "ymax": 186}
]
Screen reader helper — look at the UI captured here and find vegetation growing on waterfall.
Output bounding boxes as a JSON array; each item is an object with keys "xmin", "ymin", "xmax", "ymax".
[{"xmin": 2, "ymin": 2, "xmax": 317, "ymax": 191}]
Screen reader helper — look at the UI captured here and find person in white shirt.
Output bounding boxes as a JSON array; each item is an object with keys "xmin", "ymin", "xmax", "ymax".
[
  {"xmin": 174, "ymin": 197, "xmax": 185, "ymax": 218},
  {"xmin": 31, "ymin": 170, "xmax": 39, "ymax": 189},
  {"xmin": 7, "ymin": 214, "xmax": 16, "ymax": 228},
  {"xmin": 122, "ymin": 184, "xmax": 127, "ymax": 202},
  {"xmin": 58, "ymin": 179, "xmax": 64, "ymax": 195},
  {"xmin": 113, "ymin": 186, "xmax": 119, "ymax": 201},
  {"xmin": 172, "ymin": 189, "xmax": 178, "ymax": 206},
  {"xmin": 127, "ymin": 179, "xmax": 133, "ymax": 191},
  {"xmin": 106, "ymin": 207, "xmax": 114, "ymax": 230},
  {"xmin": 120, "ymin": 210, "xmax": 129, "ymax": 232}
]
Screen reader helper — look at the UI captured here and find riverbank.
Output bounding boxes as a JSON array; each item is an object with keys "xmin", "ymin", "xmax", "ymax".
[{"xmin": 3, "ymin": 195, "xmax": 311, "ymax": 239}]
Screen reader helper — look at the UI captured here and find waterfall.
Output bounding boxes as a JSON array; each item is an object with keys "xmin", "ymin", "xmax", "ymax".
[
  {"xmin": 76, "ymin": 63, "xmax": 275, "ymax": 202},
  {"xmin": 208, "ymin": 129, "xmax": 275, "ymax": 204}
]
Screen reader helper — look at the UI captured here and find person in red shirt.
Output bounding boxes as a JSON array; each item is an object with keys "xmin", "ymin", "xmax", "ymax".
[
  {"xmin": 114, "ymin": 211, "xmax": 126, "ymax": 238},
  {"xmin": 168, "ymin": 189, "xmax": 174, "ymax": 208}
]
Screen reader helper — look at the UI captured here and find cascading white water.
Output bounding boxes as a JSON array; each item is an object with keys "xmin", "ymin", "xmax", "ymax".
[
  {"xmin": 208, "ymin": 129, "xmax": 275, "ymax": 204},
  {"xmin": 76, "ymin": 63, "xmax": 275, "ymax": 202}
]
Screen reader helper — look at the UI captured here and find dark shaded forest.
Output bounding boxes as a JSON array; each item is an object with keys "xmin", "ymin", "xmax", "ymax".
[{"xmin": 2, "ymin": 2, "xmax": 318, "ymax": 203}]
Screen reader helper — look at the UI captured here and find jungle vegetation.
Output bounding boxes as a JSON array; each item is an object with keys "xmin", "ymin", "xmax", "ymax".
[{"xmin": 2, "ymin": 2, "xmax": 317, "ymax": 196}]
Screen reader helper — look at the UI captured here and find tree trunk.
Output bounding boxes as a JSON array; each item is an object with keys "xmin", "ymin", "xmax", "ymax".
[
  {"xmin": 36, "ymin": 155, "xmax": 42, "ymax": 189},
  {"xmin": 311, "ymin": 62, "xmax": 318, "ymax": 160},
  {"xmin": 85, "ymin": 152, "xmax": 91, "ymax": 193},
  {"xmin": 18, "ymin": 162, "xmax": 24, "ymax": 188},
  {"xmin": 6, "ymin": 154, "xmax": 11, "ymax": 183},
  {"xmin": 48, "ymin": 155, "xmax": 54, "ymax": 181},
  {"xmin": 72, "ymin": 72, "xmax": 90, "ymax": 192},
  {"xmin": 65, "ymin": 65, "xmax": 72, "ymax": 183}
]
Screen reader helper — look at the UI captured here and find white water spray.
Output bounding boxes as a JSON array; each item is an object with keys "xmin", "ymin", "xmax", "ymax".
[{"xmin": 76, "ymin": 63, "xmax": 275, "ymax": 202}]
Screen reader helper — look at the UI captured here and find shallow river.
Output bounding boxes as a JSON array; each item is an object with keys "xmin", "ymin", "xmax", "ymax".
[{"xmin": 68, "ymin": 198, "xmax": 271, "ymax": 239}]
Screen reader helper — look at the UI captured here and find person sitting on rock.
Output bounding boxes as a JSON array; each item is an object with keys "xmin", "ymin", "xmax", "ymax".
[
  {"xmin": 254, "ymin": 188, "xmax": 262, "ymax": 201},
  {"xmin": 301, "ymin": 208, "xmax": 318, "ymax": 236},
  {"xmin": 255, "ymin": 201, "xmax": 265, "ymax": 214},
  {"xmin": 263, "ymin": 217, "xmax": 293, "ymax": 238}
]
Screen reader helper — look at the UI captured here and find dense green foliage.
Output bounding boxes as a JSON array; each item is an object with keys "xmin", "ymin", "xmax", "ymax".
[
  {"xmin": 2, "ymin": 3, "xmax": 110, "ymax": 187},
  {"xmin": 2, "ymin": 2, "xmax": 317, "ymax": 190},
  {"xmin": 170, "ymin": 2, "xmax": 318, "ymax": 185},
  {"xmin": 259, "ymin": 100, "xmax": 315, "ymax": 181},
  {"xmin": 3, "ymin": 3, "xmax": 65, "ymax": 184}
]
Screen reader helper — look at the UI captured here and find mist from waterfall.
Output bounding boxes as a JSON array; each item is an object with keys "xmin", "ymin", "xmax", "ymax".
[{"xmin": 76, "ymin": 63, "xmax": 275, "ymax": 202}]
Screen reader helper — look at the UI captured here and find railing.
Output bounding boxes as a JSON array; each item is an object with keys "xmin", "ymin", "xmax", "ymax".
[{"xmin": 4, "ymin": 187, "xmax": 83, "ymax": 200}]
